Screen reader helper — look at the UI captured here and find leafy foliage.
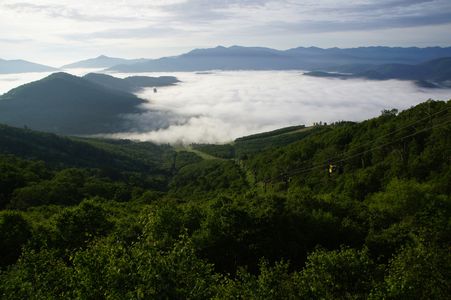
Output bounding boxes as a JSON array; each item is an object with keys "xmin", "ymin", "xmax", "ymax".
[{"xmin": 0, "ymin": 99, "xmax": 449, "ymax": 298}]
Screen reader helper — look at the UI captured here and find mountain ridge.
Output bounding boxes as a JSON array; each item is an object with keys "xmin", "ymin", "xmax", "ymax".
[
  {"xmin": 107, "ymin": 45, "xmax": 451, "ymax": 72},
  {"xmin": 0, "ymin": 58, "xmax": 57, "ymax": 74},
  {"xmin": 83, "ymin": 73, "xmax": 179, "ymax": 93}
]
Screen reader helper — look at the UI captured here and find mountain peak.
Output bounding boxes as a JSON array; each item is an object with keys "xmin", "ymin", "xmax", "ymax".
[
  {"xmin": 46, "ymin": 71, "xmax": 77, "ymax": 79},
  {"xmin": 62, "ymin": 55, "xmax": 143, "ymax": 69}
]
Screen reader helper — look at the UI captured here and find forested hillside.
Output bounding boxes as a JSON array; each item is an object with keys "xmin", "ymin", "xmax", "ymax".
[
  {"xmin": 0, "ymin": 73, "xmax": 146, "ymax": 135},
  {"xmin": 0, "ymin": 100, "xmax": 449, "ymax": 299}
]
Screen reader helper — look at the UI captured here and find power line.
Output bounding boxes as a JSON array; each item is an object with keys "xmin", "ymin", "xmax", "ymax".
[
  {"xmin": 326, "ymin": 105, "xmax": 449, "ymax": 163},
  {"xmin": 287, "ymin": 105, "xmax": 450, "ymax": 174},
  {"xmin": 267, "ymin": 116, "xmax": 451, "ymax": 181}
]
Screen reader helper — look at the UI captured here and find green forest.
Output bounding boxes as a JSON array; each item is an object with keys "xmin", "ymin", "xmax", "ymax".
[{"xmin": 0, "ymin": 99, "xmax": 449, "ymax": 299}]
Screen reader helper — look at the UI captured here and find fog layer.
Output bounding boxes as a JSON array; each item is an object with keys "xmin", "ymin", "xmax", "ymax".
[{"xmin": 108, "ymin": 71, "xmax": 451, "ymax": 144}]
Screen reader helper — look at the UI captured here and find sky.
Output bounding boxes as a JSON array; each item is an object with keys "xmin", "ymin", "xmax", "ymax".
[{"xmin": 1, "ymin": 0, "xmax": 451, "ymax": 66}]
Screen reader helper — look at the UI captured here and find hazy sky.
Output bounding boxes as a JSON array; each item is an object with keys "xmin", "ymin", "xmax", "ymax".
[{"xmin": 1, "ymin": 0, "xmax": 451, "ymax": 65}]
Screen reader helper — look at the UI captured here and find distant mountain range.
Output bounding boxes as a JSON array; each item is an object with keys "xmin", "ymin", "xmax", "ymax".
[
  {"xmin": 0, "ymin": 58, "xmax": 57, "ymax": 74},
  {"xmin": 61, "ymin": 55, "xmax": 147, "ymax": 69},
  {"xmin": 304, "ymin": 57, "xmax": 451, "ymax": 88},
  {"xmin": 0, "ymin": 72, "xmax": 147, "ymax": 135},
  {"xmin": 83, "ymin": 73, "xmax": 179, "ymax": 93},
  {"xmin": 4, "ymin": 46, "xmax": 451, "ymax": 77},
  {"xmin": 107, "ymin": 45, "xmax": 451, "ymax": 72},
  {"xmin": 103, "ymin": 46, "xmax": 451, "ymax": 86}
]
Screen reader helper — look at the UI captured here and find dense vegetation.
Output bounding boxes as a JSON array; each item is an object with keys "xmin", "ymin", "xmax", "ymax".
[{"xmin": 0, "ymin": 100, "xmax": 449, "ymax": 299}]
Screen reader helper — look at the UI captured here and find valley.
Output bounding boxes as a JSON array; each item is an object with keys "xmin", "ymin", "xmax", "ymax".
[{"xmin": 0, "ymin": 99, "xmax": 449, "ymax": 298}]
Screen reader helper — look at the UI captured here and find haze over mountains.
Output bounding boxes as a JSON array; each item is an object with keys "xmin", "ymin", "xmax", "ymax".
[
  {"xmin": 0, "ymin": 58, "xmax": 57, "ymax": 74},
  {"xmin": 107, "ymin": 45, "xmax": 451, "ymax": 72}
]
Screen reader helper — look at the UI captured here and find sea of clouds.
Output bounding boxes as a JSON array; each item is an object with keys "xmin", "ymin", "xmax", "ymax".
[
  {"xmin": 107, "ymin": 71, "xmax": 451, "ymax": 144},
  {"xmin": 1, "ymin": 70, "xmax": 451, "ymax": 144}
]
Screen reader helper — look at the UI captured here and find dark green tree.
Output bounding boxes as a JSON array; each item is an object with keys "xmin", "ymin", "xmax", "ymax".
[{"xmin": 0, "ymin": 211, "xmax": 32, "ymax": 266}]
